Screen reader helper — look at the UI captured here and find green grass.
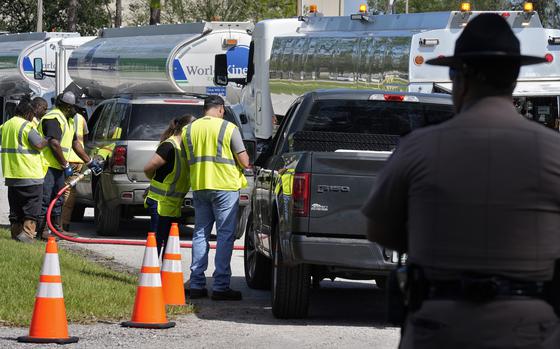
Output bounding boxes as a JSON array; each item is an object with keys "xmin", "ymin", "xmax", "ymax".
[{"xmin": 0, "ymin": 229, "xmax": 192, "ymax": 326}]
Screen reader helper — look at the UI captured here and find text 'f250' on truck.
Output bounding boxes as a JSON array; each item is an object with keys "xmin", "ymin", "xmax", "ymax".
[{"xmin": 245, "ymin": 89, "xmax": 455, "ymax": 318}]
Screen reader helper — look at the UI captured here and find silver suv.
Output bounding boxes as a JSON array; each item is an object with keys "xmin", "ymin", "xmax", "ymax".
[{"xmin": 73, "ymin": 93, "xmax": 253, "ymax": 237}]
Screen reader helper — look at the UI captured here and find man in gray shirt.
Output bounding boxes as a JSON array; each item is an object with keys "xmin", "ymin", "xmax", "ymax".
[{"xmin": 363, "ymin": 14, "xmax": 560, "ymax": 348}]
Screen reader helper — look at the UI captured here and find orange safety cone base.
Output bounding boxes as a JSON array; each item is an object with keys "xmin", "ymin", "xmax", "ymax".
[
  {"xmin": 17, "ymin": 335, "xmax": 79, "ymax": 344},
  {"xmin": 162, "ymin": 272, "xmax": 186, "ymax": 305},
  {"xmin": 121, "ymin": 320, "xmax": 176, "ymax": 329}
]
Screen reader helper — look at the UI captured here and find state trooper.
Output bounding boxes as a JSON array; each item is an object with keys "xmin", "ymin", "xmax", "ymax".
[
  {"xmin": 362, "ymin": 14, "xmax": 560, "ymax": 348},
  {"xmin": 37, "ymin": 91, "xmax": 101, "ymax": 238},
  {"xmin": 0, "ymin": 96, "xmax": 48, "ymax": 242}
]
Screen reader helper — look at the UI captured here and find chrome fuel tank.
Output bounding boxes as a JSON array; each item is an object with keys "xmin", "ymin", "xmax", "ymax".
[{"xmin": 68, "ymin": 22, "xmax": 253, "ymax": 102}]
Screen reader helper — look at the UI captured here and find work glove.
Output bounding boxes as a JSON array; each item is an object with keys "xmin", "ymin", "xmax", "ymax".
[
  {"xmin": 63, "ymin": 164, "xmax": 74, "ymax": 178},
  {"xmin": 86, "ymin": 159, "xmax": 103, "ymax": 176}
]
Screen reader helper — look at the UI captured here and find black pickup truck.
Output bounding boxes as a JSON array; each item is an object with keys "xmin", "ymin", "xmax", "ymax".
[{"xmin": 244, "ymin": 89, "xmax": 454, "ymax": 318}]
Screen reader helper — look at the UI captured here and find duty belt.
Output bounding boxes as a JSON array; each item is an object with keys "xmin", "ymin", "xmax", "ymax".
[{"xmin": 428, "ymin": 277, "xmax": 545, "ymax": 302}]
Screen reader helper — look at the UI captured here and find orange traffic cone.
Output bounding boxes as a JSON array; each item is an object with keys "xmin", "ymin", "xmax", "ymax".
[
  {"xmin": 18, "ymin": 237, "xmax": 79, "ymax": 344},
  {"xmin": 122, "ymin": 232, "xmax": 175, "ymax": 329},
  {"xmin": 161, "ymin": 223, "xmax": 186, "ymax": 305}
]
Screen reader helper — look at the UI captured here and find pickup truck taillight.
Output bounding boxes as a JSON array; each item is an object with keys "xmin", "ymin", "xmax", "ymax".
[
  {"xmin": 109, "ymin": 145, "xmax": 127, "ymax": 174},
  {"xmin": 293, "ymin": 173, "xmax": 311, "ymax": 217}
]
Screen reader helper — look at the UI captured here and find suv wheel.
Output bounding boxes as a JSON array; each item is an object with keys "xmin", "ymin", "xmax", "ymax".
[
  {"xmin": 271, "ymin": 225, "xmax": 310, "ymax": 319},
  {"xmin": 94, "ymin": 184, "xmax": 120, "ymax": 236},
  {"xmin": 244, "ymin": 216, "xmax": 271, "ymax": 290}
]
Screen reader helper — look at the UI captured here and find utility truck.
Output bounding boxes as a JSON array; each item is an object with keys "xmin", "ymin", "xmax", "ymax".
[
  {"xmin": 0, "ymin": 32, "xmax": 94, "ymax": 124},
  {"xmin": 215, "ymin": 3, "xmax": 560, "ymax": 139}
]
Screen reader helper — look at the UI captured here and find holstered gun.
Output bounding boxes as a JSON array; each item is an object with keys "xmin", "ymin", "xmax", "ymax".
[{"xmin": 386, "ymin": 262, "xmax": 430, "ymax": 327}]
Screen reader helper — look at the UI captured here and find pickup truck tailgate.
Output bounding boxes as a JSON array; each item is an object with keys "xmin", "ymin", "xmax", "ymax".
[{"xmin": 307, "ymin": 152, "xmax": 389, "ymax": 238}]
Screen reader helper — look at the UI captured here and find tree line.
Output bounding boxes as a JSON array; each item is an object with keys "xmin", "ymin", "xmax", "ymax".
[{"xmin": 0, "ymin": 0, "xmax": 558, "ymax": 35}]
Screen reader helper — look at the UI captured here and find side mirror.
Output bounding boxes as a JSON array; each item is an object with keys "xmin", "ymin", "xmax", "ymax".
[
  {"xmin": 33, "ymin": 58, "xmax": 44, "ymax": 80},
  {"xmin": 243, "ymin": 139, "xmax": 257, "ymax": 165},
  {"xmin": 214, "ymin": 54, "xmax": 228, "ymax": 86},
  {"xmin": 240, "ymin": 113, "xmax": 248, "ymax": 124}
]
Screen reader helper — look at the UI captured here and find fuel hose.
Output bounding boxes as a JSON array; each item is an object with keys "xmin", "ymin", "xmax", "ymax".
[{"xmin": 46, "ymin": 168, "xmax": 244, "ymax": 250}]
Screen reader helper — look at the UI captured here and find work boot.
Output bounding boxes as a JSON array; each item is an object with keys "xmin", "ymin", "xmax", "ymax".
[
  {"xmin": 10, "ymin": 222, "xmax": 22, "ymax": 240},
  {"xmin": 16, "ymin": 219, "xmax": 37, "ymax": 243}
]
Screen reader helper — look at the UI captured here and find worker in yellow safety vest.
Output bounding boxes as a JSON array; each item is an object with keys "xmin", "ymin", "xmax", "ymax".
[
  {"xmin": 144, "ymin": 115, "xmax": 195, "ymax": 255},
  {"xmin": 183, "ymin": 95, "xmax": 249, "ymax": 301},
  {"xmin": 0, "ymin": 96, "xmax": 49, "ymax": 242},
  {"xmin": 36, "ymin": 91, "xmax": 102, "ymax": 239},
  {"xmin": 61, "ymin": 111, "xmax": 89, "ymax": 232}
]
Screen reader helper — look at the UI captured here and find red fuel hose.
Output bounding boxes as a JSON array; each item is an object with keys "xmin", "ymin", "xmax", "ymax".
[{"xmin": 46, "ymin": 171, "xmax": 244, "ymax": 250}]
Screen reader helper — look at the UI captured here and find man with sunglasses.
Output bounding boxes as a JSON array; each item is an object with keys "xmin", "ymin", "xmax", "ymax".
[{"xmin": 363, "ymin": 14, "xmax": 560, "ymax": 348}]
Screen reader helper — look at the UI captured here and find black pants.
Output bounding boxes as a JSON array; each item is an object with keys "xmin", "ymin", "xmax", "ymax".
[
  {"xmin": 400, "ymin": 299, "xmax": 560, "ymax": 349},
  {"xmin": 156, "ymin": 215, "xmax": 179, "ymax": 256},
  {"xmin": 8, "ymin": 184, "xmax": 43, "ymax": 223}
]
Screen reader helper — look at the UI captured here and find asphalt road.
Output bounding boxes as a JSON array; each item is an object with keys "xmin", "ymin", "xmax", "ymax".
[{"xmin": 0, "ymin": 181, "xmax": 400, "ymax": 348}]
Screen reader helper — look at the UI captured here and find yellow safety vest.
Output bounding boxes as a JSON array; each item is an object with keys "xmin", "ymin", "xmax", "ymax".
[
  {"xmin": 67, "ymin": 113, "xmax": 86, "ymax": 163},
  {"xmin": 0, "ymin": 116, "xmax": 45, "ymax": 179},
  {"xmin": 275, "ymin": 168, "xmax": 295, "ymax": 196},
  {"xmin": 146, "ymin": 137, "xmax": 190, "ymax": 217},
  {"xmin": 97, "ymin": 126, "xmax": 122, "ymax": 160},
  {"xmin": 38, "ymin": 108, "xmax": 74, "ymax": 170},
  {"xmin": 182, "ymin": 116, "xmax": 247, "ymax": 191}
]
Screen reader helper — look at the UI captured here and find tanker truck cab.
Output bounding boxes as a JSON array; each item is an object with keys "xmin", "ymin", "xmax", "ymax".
[
  {"xmin": 0, "ymin": 32, "xmax": 91, "ymax": 124},
  {"xmin": 409, "ymin": 9, "xmax": 560, "ymax": 130}
]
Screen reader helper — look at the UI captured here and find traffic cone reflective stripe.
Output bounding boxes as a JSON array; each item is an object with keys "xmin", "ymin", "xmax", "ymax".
[
  {"xmin": 161, "ymin": 223, "xmax": 186, "ymax": 305},
  {"xmin": 18, "ymin": 237, "xmax": 78, "ymax": 344},
  {"xmin": 122, "ymin": 232, "xmax": 175, "ymax": 329}
]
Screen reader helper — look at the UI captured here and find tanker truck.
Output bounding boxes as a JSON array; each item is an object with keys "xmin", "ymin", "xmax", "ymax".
[
  {"xmin": 0, "ymin": 32, "xmax": 94, "ymax": 124},
  {"xmin": 214, "ymin": 3, "xmax": 560, "ymax": 139},
  {"xmin": 68, "ymin": 21, "xmax": 253, "ymax": 106}
]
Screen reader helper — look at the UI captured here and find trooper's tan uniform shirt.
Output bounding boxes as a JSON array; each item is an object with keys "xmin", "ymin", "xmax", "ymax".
[
  {"xmin": 363, "ymin": 96, "xmax": 560, "ymax": 347},
  {"xmin": 363, "ymin": 96, "xmax": 560, "ymax": 281}
]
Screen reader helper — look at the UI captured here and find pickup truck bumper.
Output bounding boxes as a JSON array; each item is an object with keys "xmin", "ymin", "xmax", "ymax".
[{"xmin": 286, "ymin": 234, "xmax": 397, "ymax": 273}]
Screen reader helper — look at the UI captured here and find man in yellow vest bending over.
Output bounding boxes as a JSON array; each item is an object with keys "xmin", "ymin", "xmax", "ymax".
[
  {"xmin": 37, "ymin": 91, "xmax": 102, "ymax": 238},
  {"xmin": 183, "ymin": 95, "xmax": 249, "ymax": 300},
  {"xmin": 0, "ymin": 96, "xmax": 48, "ymax": 242}
]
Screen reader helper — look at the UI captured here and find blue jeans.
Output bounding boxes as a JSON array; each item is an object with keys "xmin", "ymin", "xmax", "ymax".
[
  {"xmin": 41, "ymin": 167, "xmax": 65, "ymax": 217},
  {"xmin": 190, "ymin": 190, "xmax": 239, "ymax": 292}
]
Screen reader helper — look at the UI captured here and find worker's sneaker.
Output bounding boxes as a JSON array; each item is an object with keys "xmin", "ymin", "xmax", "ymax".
[
  {"xmin": 211, "ymin": 288, "xmax": 242, "ymax": 301},
  {"xmin": 186, "ymin": 288, "xmax": 208, "ymax": 299}
]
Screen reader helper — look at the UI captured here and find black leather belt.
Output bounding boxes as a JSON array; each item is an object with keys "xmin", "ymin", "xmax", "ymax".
[{"xmin": 428, "ymin": 277, "xmax": 545, "ymax": 302}]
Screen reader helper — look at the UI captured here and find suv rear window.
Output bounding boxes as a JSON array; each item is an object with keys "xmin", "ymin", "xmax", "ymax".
[
  {"xmin": 304, "ymin": 99, "xmax": 454, "ymax": 136},
  {"xmin": 127, "ymin": 104, "xmax": 204, "ymax": 140}
]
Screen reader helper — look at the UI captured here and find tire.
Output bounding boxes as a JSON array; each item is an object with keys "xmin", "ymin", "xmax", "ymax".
[
  {"xmin": 70, "ymin": 204, "xmax": 86, "ymax": 222},
  {"xmin": 244, "ymin": 217, "xmax": 271, "ymax": 290},
  {"xmin": 271, "ymin": 225, "xmax": 310, "ymax": 319},
  {"xmin": 94, "ymin": 185, "xmax": 120, "ymax": 236}
]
